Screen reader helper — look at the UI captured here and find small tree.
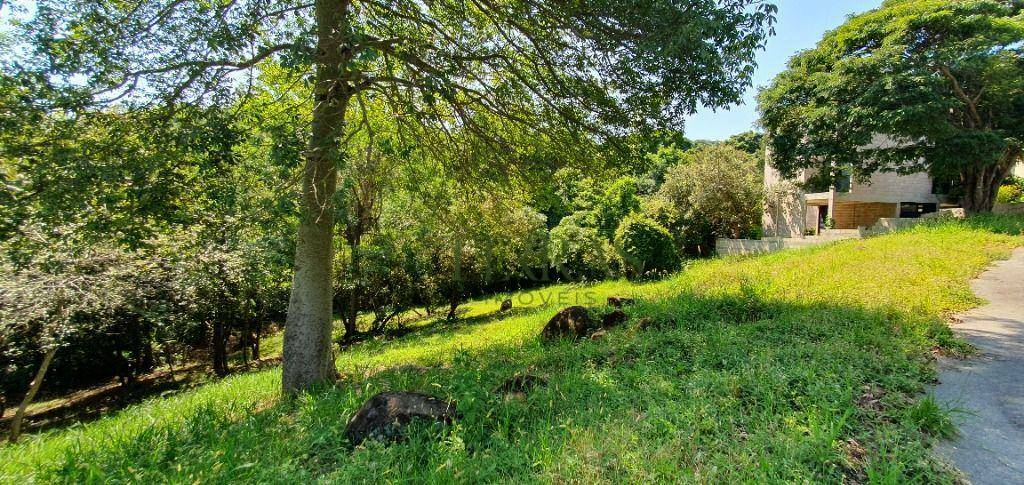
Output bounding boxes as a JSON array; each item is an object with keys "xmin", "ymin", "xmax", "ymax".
[
  {"xmin": 594, "ymin": 177, "xmax": 643, "ymax": 240},
  {"xmin": 759, "ymin": 0, "xmax": 1024, "ymax": 213},
  {"xmin": 0, "ymin": 231, "xmax": 162, "ymax": 442},
  {"xmin": 657, "ymin": 145, "xmax": 764, "ymax": 254}
]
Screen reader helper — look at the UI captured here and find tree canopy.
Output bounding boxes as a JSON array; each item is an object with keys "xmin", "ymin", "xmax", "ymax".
[
  {"xmin": 11, "ymin": 0, "xmax": 778, "ymax": 394},
  {"xmin": 759, "ymin": 0, "xmax": 1024, "ymax": 212}
]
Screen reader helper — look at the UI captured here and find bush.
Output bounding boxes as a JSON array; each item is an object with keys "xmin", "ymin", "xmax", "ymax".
[
  {"xmin": 997, "ymin": 183, "xmax": 1022, "ymax": 204},
  {"xmin": 613, "ymin": 214, "xmax": 679, "ymax": 278},
  {"xmin": 548, "ymin": 218, "xmax": 612, "ymax": 281},
  {"xmin": 657, "ymin": 144, "xmax": 763, "ymax": 255}
]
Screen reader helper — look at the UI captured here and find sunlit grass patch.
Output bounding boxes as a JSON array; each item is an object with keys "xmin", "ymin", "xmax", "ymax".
[{"xmin": 1, "ymin": 215, "xmax": 1020, "ymax": 483}]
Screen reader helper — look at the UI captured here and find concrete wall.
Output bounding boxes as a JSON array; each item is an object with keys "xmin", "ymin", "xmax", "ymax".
[
  {"xmin": 806, "ymin": 205, "xmax": 822, "ymax": 234},
  {"xmin": 843, "ymin": 171, "xmax": 939, "ymax": 204},
  {"xmin": 716, "ymin": 239, "xmax": 785, "ymax": 256},
  {"xmin": 763, "ymin": 184, "xmax": 806, "ymax": 238},
  {"xmin": 994, "ymin": 203, "xmax": 1024, "ymax": 215}
]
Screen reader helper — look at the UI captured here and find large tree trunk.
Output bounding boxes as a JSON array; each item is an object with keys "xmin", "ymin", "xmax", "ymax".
[
  {"xmin": 282, "ymin": 0, "xmax": 350, "ymax": 395},
  {"xmin": 961, "ymin": 155, "xmax": 1015, "ymax": 213},
  {"xmin": 8, "ymin": 347, "xmax": 56, "ymax": 443}
]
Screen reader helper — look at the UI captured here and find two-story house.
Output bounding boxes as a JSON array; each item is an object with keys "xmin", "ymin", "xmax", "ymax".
[{"xmin": 763, "ymin": 135, "xmax": 967, "ymax": 237}]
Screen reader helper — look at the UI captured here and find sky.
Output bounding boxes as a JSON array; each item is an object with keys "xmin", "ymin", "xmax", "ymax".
[{"xmin": 684, "ymin": 0, "xmax": 884, "ymax": 141}]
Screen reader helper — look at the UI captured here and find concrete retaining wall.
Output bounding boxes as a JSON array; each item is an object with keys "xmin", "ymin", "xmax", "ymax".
[
  {"xmin": 716, "ymin": 231, "xmax": 863, "ymax": 256},
  {"xmin": 716, "ymin": 239, "xmax": 786, "ymax": 256},
  {"xmin": 994, "ymin": 203, "xmax": 1024, "ymax": 215}
]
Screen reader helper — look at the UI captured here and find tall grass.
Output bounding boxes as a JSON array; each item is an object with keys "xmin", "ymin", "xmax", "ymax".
[{"xmin": 1, "ymin": 216, "xmax": 1020, "ymax": 483}]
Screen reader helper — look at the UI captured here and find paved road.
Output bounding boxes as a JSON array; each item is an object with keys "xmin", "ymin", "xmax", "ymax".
[{"xmin": 934, "ymin": 247, "xmax": 1024, "ymax": 484}]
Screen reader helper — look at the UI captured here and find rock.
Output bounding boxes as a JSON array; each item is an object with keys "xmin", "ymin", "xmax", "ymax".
[
  {"xmin": 500, "ymin": 299, "xmax": 513, "ymax": 312},
  {"xmin": 602, "ymin": 309, "xmax": 628, "ymax": 328},
  {"xmin": 607, "ymin": 297, "xmax": 636, "ymax": 308},
  {"xmin": 345, "ymin": 392, "xmax": 457, "ymax": 446},
  {"xmin": 541, "ymin": 306, "xmax": 598, "ymax": 341},
  {"xmin": 495, "ymin": 374, "xmax": 547, "ymax": 396}
]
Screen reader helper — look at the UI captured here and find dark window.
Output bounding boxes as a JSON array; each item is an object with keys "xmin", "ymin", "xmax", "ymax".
[
  {"xmin": 835, "ymin": 170, "xmax": 852, "ymax": 193},
  {"xmin": 899, "ymin": 203, "xmax": 938, "ymax": 218}
]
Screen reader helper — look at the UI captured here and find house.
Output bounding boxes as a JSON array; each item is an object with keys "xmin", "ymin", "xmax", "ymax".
[
  {"xmin": 763, "ymin": 165, "xmax": 951, "ymax": 237},
  {"xmin": 762, "ymin": 134, "xmax": 1024, "ymax": 237},
  {"xmin": 763, "ymin": 137, "xmax": 1024, "ymax": 237}
]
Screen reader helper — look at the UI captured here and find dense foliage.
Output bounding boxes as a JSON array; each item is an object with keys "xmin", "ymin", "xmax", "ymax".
[
  {"xmin": 998, "ymin": 176, "xmax": 1024, "ymax": 204},
  {"xmin": 655, "ymin": 145, "xmax": 765, "ymax": 254},
  {"xmin": 759, "ymin": 0, "xmax": 1024, "ymax": 213},
  {"xmin": 11, "ymin": 0, "xmax": 777, "ymax": 393}
]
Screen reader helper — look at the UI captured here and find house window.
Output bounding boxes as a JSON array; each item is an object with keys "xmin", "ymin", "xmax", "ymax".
[
  {"xmin": 834, "ymin": 170, "xmax": 852, "ymax": 193},
  {"xmin": 899, "ymin": 203, "xmax": 937, "ymax": 218}
]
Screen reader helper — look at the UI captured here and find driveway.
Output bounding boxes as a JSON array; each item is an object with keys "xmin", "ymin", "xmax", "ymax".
[{"xmin": 934, "ymin": 247, "xmax": 1024, "ymax": 484}]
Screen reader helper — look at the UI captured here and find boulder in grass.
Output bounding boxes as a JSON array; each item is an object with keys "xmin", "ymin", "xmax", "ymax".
[
  {"xmin": 607, "ymin": 297, "xmax": 637, "ymax": 308},
  {"xmin": 500, "ymin": 299, "xmax": 513, "ymax": 312},
  {"xmin": 345, "ymin": 392, "xmax": 457, "ymax": 446},
  {"xmin": 541, "ymin": 306, "xmax": 598, "ymax": 341},
  {"xmin": 636, "ymin": 317, "xmax": 656, "ymax": 330}
]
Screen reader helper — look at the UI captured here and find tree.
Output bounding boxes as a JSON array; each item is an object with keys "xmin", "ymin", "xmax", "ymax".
[
  {"xmin": 593, "ymin": 177, "xmax": 642, "ymax": 240},
  {"xmin": 726, "ymin": 131, "xmax": 763, "ymax": 155},
  {"xmin": 656, "ymin": 145, "xmax": 763, "ymax": 254},
  {"xmin": 759, "ymin": 0, "xmax": 1024, "ymax": 213},
  {"xmin": 20, "ymin": 0, "xmax": 776, "ymax": 394},
  {"xmin": 0, "ymin": 229, "xmax": 175, "ymax": 442}
]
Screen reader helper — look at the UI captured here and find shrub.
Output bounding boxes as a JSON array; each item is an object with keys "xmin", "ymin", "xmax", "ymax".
[
  {"xmin": 657, "ymin": 144, "xmax": 764, "ymax": 255},
  {"xmin": 548, "ymin": 218, "xmax": 611, "ymax": 281},
  {"xmin": 997, "ymin": 183, "xmax": 1022, "ymax": 204},
  {"xmin": 613, "ymin": 214, "xmax": 679, "ymax": 278}
]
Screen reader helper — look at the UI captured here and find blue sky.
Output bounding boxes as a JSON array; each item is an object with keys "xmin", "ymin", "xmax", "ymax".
[{"xmin": 684, "ymin": 0, "xmax": 884, "ymax": 141}]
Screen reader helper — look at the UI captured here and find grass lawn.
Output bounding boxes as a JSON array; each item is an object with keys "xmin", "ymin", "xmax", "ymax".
[{"xmin": 2, "ymin": 215, "xmax": 1022, "ymax": 483}]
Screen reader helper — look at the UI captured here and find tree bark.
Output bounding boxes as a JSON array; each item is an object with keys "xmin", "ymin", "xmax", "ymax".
[
  {"xmin": 212, "ymin": 318, "xmax": 228, "ymax": 377},
  {"xmin": 961, "ymin": 154, "xmax": 1015, "ymax": 213},
  {"xmin": 9, "ymin": 347, "xmax": 56, "ymax": 443},
  {"xmin": 447, "ymin": 239, "xmax": 463, "ymax": 321},
  {"xmin": 282, "ymin": 0, "xmax": 350, "ymax": 395},
  {"xmin": 251, "ymin": 318, "xmax": 261, "ymax": 361}
]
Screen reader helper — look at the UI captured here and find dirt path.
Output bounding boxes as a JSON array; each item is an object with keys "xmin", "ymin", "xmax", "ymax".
[{"xmin": 934, "ymin": 247, "xmax": 1024, "ymax": 484}]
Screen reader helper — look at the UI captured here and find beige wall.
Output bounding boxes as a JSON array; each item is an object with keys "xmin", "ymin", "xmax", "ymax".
[
  {"xmin": 1014, "ymin": 162, "xmax": 1024, "ymax": 179},
  {"xmin": 762, "ymin": 185, "xmax": 806, "ymax": 238},
  {"xmin": 842, "ymin": 171, "xmax": 939, "ymax": 204}
]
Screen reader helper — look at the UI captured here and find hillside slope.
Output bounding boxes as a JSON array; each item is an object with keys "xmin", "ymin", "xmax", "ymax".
[{"xmin": 2, "ymin": 216, "xmax": 1022, "ymax": 483}]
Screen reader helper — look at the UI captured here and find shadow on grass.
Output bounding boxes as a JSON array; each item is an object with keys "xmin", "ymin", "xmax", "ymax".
[
  {"xmin": 338, "ymin": 305, "xmax": 551, "ymax": 353},
  {"xmin": 15, "ymin": 287, "xmax": 974, "ymax": 483}
]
